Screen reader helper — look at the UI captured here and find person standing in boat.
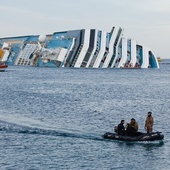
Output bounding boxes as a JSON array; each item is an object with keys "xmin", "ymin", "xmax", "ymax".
[
  {"xmin": 145, "ymin": 111, "xmax": 154, "ymax": 134},
  {"xmin": 117, "ymin": 120, "xmax": 125, "ymax": 135},
  {"xmin": 126, "ymin": 118, "xmax": 138, "ymax": 136}
]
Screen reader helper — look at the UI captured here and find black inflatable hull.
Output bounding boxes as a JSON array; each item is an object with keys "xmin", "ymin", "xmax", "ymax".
[{"xmin": 103, "ymin": 132, "xmax": 164, "ymax": 141}]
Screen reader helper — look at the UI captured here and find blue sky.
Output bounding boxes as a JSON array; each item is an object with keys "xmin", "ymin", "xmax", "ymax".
[{"xmin": 1, "ymin": 0, "xmax": 170, "ymax": 58}]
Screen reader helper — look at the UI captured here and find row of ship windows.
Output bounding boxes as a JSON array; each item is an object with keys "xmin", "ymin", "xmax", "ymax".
[{"xmin": 17, "ymin": 58, "xmax": 31, "ymax": 65}]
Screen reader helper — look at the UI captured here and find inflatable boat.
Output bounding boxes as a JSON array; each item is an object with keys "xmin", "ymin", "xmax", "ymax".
[{"xmin": 103, "ymin": 131, "xmax": 164, "ymax": 142}]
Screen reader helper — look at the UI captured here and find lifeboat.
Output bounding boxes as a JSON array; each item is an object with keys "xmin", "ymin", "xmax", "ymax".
[{"xmin": 0, "ymin": 63, "xmax": 8, "ymax": 71}]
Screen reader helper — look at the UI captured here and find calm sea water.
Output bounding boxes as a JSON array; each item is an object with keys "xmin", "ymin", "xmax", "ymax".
[{"xmin": 0, "ymin": 64, "xmax": 170, "ymax": 170}]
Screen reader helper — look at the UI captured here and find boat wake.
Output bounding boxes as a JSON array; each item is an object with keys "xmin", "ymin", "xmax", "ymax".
[{"xmin": 0, "ymin": 119, "xmax": 103, "ymax": 142}]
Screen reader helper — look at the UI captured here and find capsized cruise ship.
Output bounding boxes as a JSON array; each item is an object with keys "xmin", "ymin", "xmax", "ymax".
[{"xmin": 0, "ymin": 26, "xmax": 159, "ymax": 68}]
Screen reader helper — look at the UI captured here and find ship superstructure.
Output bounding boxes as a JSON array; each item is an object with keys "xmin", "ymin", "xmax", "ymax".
[{"xmin": 0, "ymin": 26, "xmax": 159, "ymax": 68}]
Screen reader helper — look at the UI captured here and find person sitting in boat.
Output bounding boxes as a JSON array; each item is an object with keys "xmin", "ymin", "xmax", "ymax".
[
  {"xmin": 145, "ymin": 111, "xmax": 154, "ymax": 134},
  {"xmin": 117, "ymin": 120, "xmax": 125, "ymax": 135},
  {"xmin": 126, "ymin": 118, "xmax": 139, "ymax": 136}
]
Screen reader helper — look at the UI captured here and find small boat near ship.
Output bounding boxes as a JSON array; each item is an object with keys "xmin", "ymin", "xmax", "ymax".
[
  {"xmin": 120, "ymin": 66, "xmax": 140, "ymax": 69},
  {"xmin": 0, "ymin": 62, "xmax": 8, "ymax": 71},
  {"xmin": 103, "ymin": 131, "xmax": 164, "ymax": 142},
  {"xmin": 120, "ymin": 62, "xmax": 141, "ymax": 69}
]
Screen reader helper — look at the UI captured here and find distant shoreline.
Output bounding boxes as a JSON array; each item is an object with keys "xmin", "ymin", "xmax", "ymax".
[{"xmin": 159, "ymin": 59, "xmax": 170, "ymax": 64}]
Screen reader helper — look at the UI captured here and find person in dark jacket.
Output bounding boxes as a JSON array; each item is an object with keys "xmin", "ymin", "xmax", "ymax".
[
  {"xmin": 117, "ymin": 120, "xmax": 125, "ymax": 135},
  {"xmin": 126, "ymin": 118, "xmax": 138, "ymax": 136}
]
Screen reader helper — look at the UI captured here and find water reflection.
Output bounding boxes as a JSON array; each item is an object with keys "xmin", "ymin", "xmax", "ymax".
[{"xmin": 115, "ymin": 140, "xmax": 164, "ymax": 150}]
